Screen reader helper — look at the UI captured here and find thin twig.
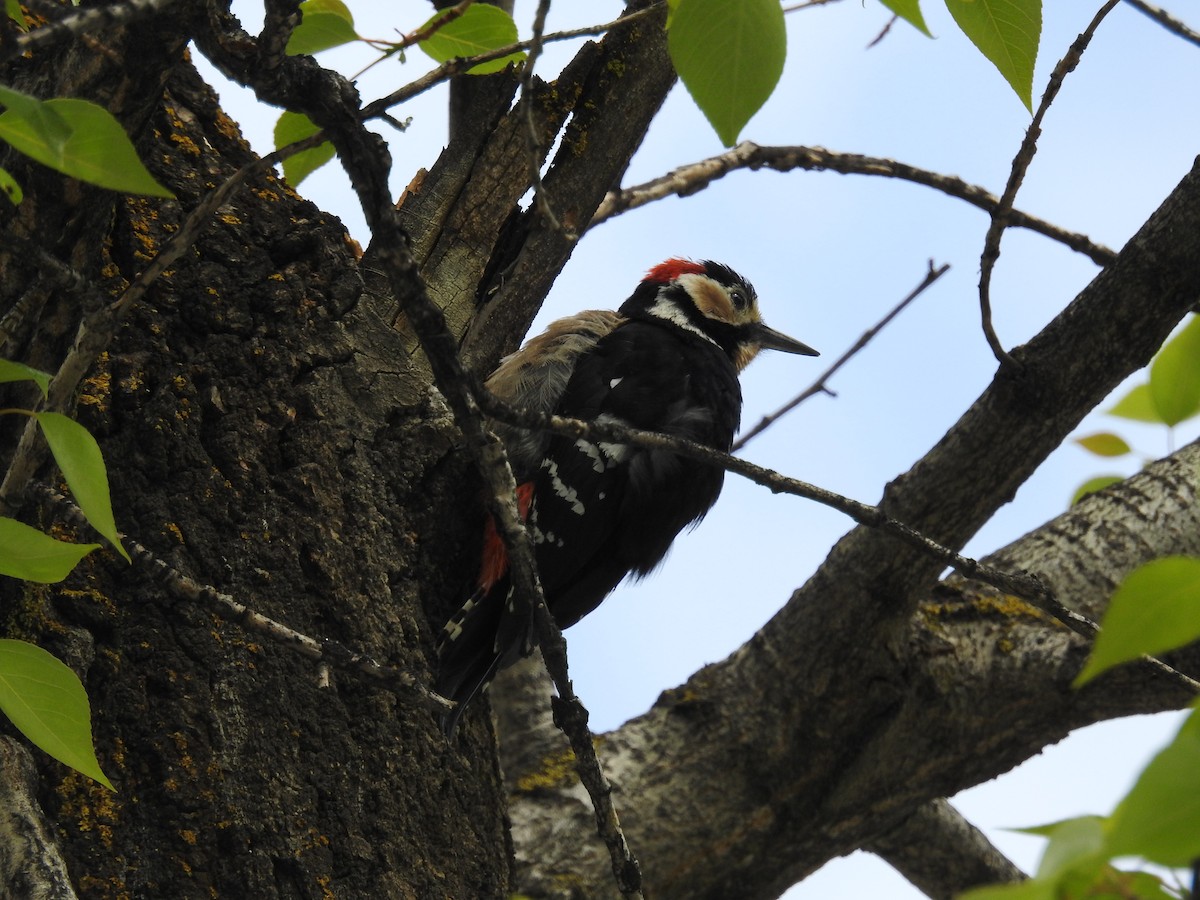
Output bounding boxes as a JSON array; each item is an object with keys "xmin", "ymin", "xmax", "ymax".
[
  {"xmin": 977, "ymin": 0, "xmax": 1121, "ymax": 371},
  {"xmin": 591, "ymin": 143, "xmax": 1117, "ymax": 267},
  {"xmin": 1124, "ymin": 0, "xmax": 1200, "ymax": 47},
  {"xmin": 734, "ymin": 260, "xmax": 949, "ymax": 451},
  {"xmin": 32, "ymin": 484, "xmax": 451, "ymax": 708},
  {"xmin": 867, "ymin": 15, "xmax": 898, "ymax": 49}
]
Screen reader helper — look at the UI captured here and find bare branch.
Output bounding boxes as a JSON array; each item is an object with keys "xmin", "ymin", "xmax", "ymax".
[
  {"xmin": 1124, "ymin": 0, "xmax": 1200, "ymax": 47},
  {"xmin": 978, "ymin": 1, "xmax": 1121, "ymax": 370},
  {"xmin": 734, "ymin": 260, "xmax": 949, "ymax": 451},
  {"xmin": 592, "ymin": 143, "xmax": 1117, "ymax": 266}
]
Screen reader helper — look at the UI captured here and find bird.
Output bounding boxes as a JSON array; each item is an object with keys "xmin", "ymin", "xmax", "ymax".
[{"xmin": 435, "ymin": 258, "xmax": 818, "ymax": 735}]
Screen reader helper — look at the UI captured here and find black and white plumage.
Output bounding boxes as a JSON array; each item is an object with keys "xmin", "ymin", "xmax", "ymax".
[{"xmin": 435, "ymin": 259, "xmax": 818, "ymax": 735}]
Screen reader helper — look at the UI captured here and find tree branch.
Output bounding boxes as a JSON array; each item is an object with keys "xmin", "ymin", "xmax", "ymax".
[
  {"xmin": 592, "ymin": 142, "xmax": 1118, "ymax": 267},
  {"xmin": 1124, "ymin": 0, "xmax": 1200, "ymax": 46},
  {"xmin": 977, "ymin": 1, "xmax": 1121, "ymax": 370},
  {"xmin": 866, "ymin": 799, "xmax": 1027, "ymax": 899}
]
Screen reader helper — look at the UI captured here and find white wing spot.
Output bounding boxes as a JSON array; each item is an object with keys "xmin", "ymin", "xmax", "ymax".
[
  {"xmin": 609, "ymin": 377, "xmax": 623, "ymax": 389},
  {"xmin": 541, "ymin": 458, "xmax": 585, "ymax": 515},
  {"xmin": 576, "ymin": 439, "xmax": 606, "ymax": 473}
]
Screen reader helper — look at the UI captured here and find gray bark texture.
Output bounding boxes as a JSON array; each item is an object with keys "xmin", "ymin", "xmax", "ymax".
[{"xmin": 0, "ymin": 2, "xmax": 1197, "ymax": 899}]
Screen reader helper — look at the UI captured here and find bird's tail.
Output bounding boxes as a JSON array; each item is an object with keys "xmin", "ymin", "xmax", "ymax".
[{"xmin": 435, "ymin": 483, "xmax": 537, "ymax": 736}]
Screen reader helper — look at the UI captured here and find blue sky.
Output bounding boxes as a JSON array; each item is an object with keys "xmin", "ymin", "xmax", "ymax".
[{"xmin": 199, "ymin": 2, "xmax": 1200, "ymax": 895}]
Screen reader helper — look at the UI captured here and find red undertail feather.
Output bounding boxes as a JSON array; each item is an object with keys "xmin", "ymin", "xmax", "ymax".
[
  {"xmin": 476, "ymin": 482, "xmax": 536, "ymax": 592},
  {"xmin": 646, "ymin": 258, "xmax": 706, "ymax": 284}
]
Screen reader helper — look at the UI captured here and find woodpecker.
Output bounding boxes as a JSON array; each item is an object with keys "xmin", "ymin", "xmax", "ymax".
[{"xmin": 436, "ymin": 259, "xmax": 818, "ymax": 735}]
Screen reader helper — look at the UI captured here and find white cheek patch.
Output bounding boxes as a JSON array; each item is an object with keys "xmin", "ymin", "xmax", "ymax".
[{"xmin": 646, "ymin": 293, "xmax": 720, "ymax": 348}]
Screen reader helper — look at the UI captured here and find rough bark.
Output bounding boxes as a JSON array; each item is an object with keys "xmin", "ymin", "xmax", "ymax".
[{"xmin": 1, "ymin": 3, "xmax": 1198, "ymax": 900}]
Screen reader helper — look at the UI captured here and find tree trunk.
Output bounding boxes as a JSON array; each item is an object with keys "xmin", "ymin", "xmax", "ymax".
[{"xmin": 1, "ymin": 4, "xmax": 1198, "ymax": 900}]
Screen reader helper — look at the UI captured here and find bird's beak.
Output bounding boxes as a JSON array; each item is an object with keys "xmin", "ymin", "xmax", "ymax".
[{"xmin": 754, "ymin": 322, "xmax": 819, "ymax": 357}]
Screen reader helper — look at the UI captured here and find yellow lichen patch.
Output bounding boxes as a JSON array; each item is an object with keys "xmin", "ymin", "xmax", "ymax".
[
  {"xmin": 59, "ymin": 586, "xmax": 118, "ymax": 617},
  {"xmin": 119, "ymin": 370, "xmax": 144, "ymax": 393},
  {"xmin": 79, "ymin": 352, "xmax": 113, "ymax": 410},
  {"xmin": 56, "ymin": 770, "xmax": 121, "ymax": 850},
  {"xmin": 218, "ymin": 211, "xmax": 243, "ymax": 227},
  {"xmin": 513, "ymin": 746, "xmax": 578, "ymax": 794},
  {"xmin": 169, "ymin": 132, "xmax": 201, "ymax": 157},
  {"xmin": 179, "ymin": 828, "xmax": 198, "ymax": 845},
  {"xmin": 125, "ymin": 201, "xmax": 162, "ymax": 262},
  {"xmin": 164, "ymin": 522, "xmax": 185, "ymax": 543}
]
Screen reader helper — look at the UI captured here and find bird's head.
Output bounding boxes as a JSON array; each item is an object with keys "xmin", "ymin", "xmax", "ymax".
[{"xmin": 624, "ymin": 258, "xmax": 818, "ymax": 371}]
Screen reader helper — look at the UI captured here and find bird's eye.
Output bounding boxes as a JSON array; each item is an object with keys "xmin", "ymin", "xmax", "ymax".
[{"xmin": 729, "ymin": 288, "xmax": 747, "ymax": 310}]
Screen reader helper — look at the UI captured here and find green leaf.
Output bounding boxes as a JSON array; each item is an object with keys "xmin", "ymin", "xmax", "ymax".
[
  {"xmin": 0, "ymin": 89, "xmax": 173, "ymax": 198},
  {"xmin": 1106, "ymin": 706, "xmax": 1200, "ymax": 866},
  {"xmin": 1059, "ymin": 865, "xmax": 1179, "ymax": 900},
  {"xmin": 668, "ymin": 0, "xmax": 787, "ymax": 146},
  {"xmin": 0, "ymin": 84, "xmax": 71, "ymax": 151},
  {"xmin": 1070, "ymin": 475, "xmax": 1122, "ymax": 506},
  {"xmin": 1075, "ymin": 557, "xmax": 1200, "ymax": 686},
  {"xmin": 0, "ymin": 517, "xmax": 99, "ymax": 583},
  {"xmin": 418, "ymin": 4, "xmax": 525, "ymax": 75},
  {"xmin": 959, "ymin": 817, "xmax": 1106, "ymax": 900},
  {"xmin": 1149, "ymin": 315, "xmax": 1200, "ymax": 426},
  {"xmin": 0, "ymin": 358, "xmax": 50, "ymax": 397},
  {"xmin": 274, "ymin": 111, "xmax": 335, "ymax": 186},
  {"xmin": 1073, "ymin": 432, "xmax": 1130, "ymax": 458},
  {"xmin": 287, "ymin": 0, "xmax": 359, "ymax": 56},
  {"xmin": 1108, "ymin": 382, "xmax": 1161, "ymax": 423},
  {"xmin": 944, "ymin": 0, "xmax": 1041, "ymax": 111},
  {"xmin": 1027, "ymin": 816, "xmax": 1106, "ymax": 880},
  {"xmin": 957, "ymin": 880, "xmax": 1054, "ymax": 900},
  {"xmin": 34, "ymin": 412, "xmax": 128, "ymax": 562},
  {"xmin": 4, "ymin": 0, "xmax": 27, "ymax": 31},
  {"xmin": 878, "ymin": 0, "xmax": 932, "ymax": 36},
  {"xmin": 0, "ymin": 639, "xmax": 113, "ymax": 789},
  {"xmin": 0, "ymin": 164, "xmax": 21, "ymax": 204}
]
